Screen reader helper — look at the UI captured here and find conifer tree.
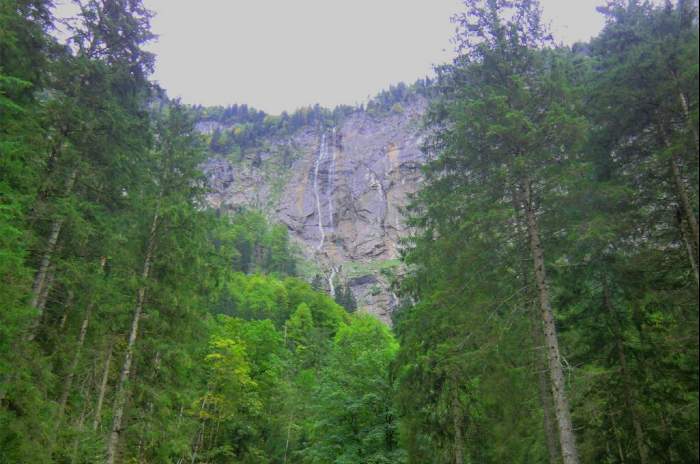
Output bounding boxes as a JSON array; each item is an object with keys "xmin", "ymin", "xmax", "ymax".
[{"xmin": 414, "ymin": 1, "xmax": 585, "ymax": 461}]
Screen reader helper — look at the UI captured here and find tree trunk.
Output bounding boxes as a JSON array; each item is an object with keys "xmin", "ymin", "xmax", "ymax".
[
  {"xmin": 676, "ymin": 207, "xmax": 699, "ymax": 286},
  {"xmin": 57, "ymin": 301, "xmax": 94, "ymax": 422},
  {"xmin": 675, "ymin": 85, "xmax": 699, "ymax": 156},
  {"xmin": 680, "ymin": 218, "xmax": 700, "ymax": 287},
  {"xmin": 522, "ymin": 179, "xmax": 580, "ymax": 464},
  {"xmin": 30, "ymin": 220, "xmax": 63, "ymax": 309},
  {"xmin": 58, "ymin": 290, "xmax": 75, "ymax": 332},
  {"xmin": 538, "ymin": 360, "xmax": 561, "ymax": 464},
  {"xmin": 283, "ymin": 414, "xmax": 294, "ymax": 464},
  {"xmin": 93, "ymin": 340, "xmax": 113, "ymax": 431},
  {"xmin": 105, "ymin": 206, "xmax": 160, "ymax": 464},
  {"xmin": 135, "ymin": 351, "xmax": 161, "ymax": 459},
  {"xmin": 532, "ymin": 308, "xmax": 561, "ymax": 464},
  {"xmin": 191, "ymin": 426, "xmax": 205, "ymax": 464},
  {"xmin": 512, "ymin": 186, "xmax": 560, "ymax": 464},
  {"xmin": 681, "ymin": 95, "xmax": 698, "ymax": 156},
  {"xmin": 30, "ymin": 169, "xmax": 77, "ymax": 310},
  {"xmin": 670, "ymin": 155, "xmax": 699, "ymax": 255},
  {"xmin": 655, "ymin": 122, "xmax": 699, "ymax": 284},
  {"xmin": 189, "ymin": 391, "xmax": 210, "ymax": 464},
  {"xmin": 610, "ymin": 412, "xmax": 627, "ymax": 463},
  {"xmin": 69, "ymin": 374, "xmax": 92, "ymax": 464},
  {"xmin": 58, "ymin": 256, "xmax": 106, "ymax": 422},
  {"xmin": 36, "ymin": 266, "xmax": 55, "ymax": 316},
  {"xmin": 603, "ymin": 282, "xmax": 648, "ymax": 464}
]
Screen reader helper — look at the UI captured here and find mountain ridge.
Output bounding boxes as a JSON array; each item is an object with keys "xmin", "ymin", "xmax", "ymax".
[{"xmin": 198, "ymin": 91, "xmax": 430, "ymax": 322}]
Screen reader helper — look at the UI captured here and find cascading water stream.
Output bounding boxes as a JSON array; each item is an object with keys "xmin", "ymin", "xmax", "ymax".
[
  {"xmin": 327, "ymin": 266, "xmax": 337, "ymax": 298},
  {"xmin": 314, "ymin": 129, "xmax": 338, "ymax": 295},
  {"xmin": 328, "ymin": 127, "xmax": 336, "ymax": 232},
  {"xmin": 313, "ymin": 128, "xmax": 337, "ymax": 250},
  {"xmin": 313, "ymin": 133, "xmax": 327, "ymax": 250}
]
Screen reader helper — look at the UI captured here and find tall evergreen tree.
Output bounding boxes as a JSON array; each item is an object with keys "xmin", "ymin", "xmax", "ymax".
[{"xmin": 400, "ymin": 1, "xmax": 586, "ymax": 461}]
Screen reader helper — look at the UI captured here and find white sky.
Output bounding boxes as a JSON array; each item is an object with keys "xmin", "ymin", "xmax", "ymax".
[{"xmin": 53, "ymin": 0, "xmax": 608, "ymax": 114}]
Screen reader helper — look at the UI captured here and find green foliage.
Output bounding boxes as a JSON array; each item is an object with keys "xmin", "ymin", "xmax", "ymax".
[
  {"xmin": 188, "ymin": 277, "xmax": 393, "ymax": 463},
  {"xmin": 221, "ymin": 209, "xmax": 297, "ymax": 275},
  {"xmin": 1, "ymin": 1, "xmax": 698, "ymax": 463},
  {"xmin": 286, "ymin": 303, "xmax": 314, "ymax": 355},
  {"xmin": 365, "ymin": 79, "xmax": 435, "ymax": 116},
  {"xmin": 394, "ymin": 1, "xmax": 699, "ymax": 463},
  {"xmin": 334, "ymin": 281, "xmax": 358, "ymax": 313},
  {"xmin": 300, "ymin": 315, "xmax": 404, "ymax": 464},
  {"xmin": 198, "ymin": 77, "xmax": 434, "ymax": 158},
  {"xmin": 344, "ymin": 258, "xmax": 401, "ymax": 278}
]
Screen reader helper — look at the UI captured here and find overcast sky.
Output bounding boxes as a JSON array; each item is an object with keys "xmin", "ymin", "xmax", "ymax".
[{"xmin": 54, "ymin": 0, "xmax": 609, "ymax": 114}]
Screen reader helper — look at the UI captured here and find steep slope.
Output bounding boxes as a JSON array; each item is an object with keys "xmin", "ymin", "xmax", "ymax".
[{"xmin": 201, "ymin": 96, "xmax": 428, "ymax": 322}]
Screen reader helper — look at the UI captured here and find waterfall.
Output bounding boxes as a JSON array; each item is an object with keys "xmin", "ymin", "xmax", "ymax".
[
  {"xmin": 313, "ymin": 133, "xmax": 327, "ymax": 250},
  {"xmin": 327, "ymin": 266, "xmax": 338, "ymax": 298},
  {"xmin": 312, "ymin": 129, "xmax": 339, "ymax": 299},
  {"xmin": 313, "ymin": 128, "xmax": 337, "ymax": 250},
  {"xmin": 328, "ymin": 127, "xmax": 336, "ymax": 232},
  {"xmin": 391, "ymin": 291, "xmax": 399, "ymax": 307}
]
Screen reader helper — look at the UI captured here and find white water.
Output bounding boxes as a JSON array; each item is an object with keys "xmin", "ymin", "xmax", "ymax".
[
  {"xmin": 313, "ymin": 133, "xmax": 327, "ymax": 250},
  {"xmin": 328, "ymin": 128, "xmax": 336, "ymax": 232},
  {"xmin": 313, "ymin": 128, "xmax": 337, "ymax": 250},
  {"xmin": 327, "ymin": 266, "xmax": 338, "ymax": 298},
  {"xmin": 314, "ymin": 130, "xmax": 339, "ymax": 299}
]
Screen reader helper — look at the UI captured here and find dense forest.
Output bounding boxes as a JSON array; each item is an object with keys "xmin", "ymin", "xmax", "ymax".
[{"xmin": 0, "ymin": 1, "xmax": 698, "ymax": 463}]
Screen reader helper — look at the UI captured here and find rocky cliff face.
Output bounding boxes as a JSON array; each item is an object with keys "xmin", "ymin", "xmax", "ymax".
[{"xmin": 201, "ymin": 97, "xmax": 428, "ymax": 323}]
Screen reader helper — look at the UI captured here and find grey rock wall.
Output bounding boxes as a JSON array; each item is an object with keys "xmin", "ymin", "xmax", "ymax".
[{"xmin": 202, "ymin": 97, "xmax": 428, "ymax": 323}]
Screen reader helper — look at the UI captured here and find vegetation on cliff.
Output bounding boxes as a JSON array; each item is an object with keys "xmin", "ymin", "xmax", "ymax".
[{"xmin": 0, "ymin": 0, "xmax": 698, "ymax": 463}]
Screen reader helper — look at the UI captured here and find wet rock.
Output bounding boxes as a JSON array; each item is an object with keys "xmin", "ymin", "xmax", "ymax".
[{"xmin": 202, "ymin": 96, "xmax": 428, "ymax": 323}]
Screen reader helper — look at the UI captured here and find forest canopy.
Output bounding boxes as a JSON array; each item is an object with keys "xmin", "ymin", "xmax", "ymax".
[{"xmin": 0, "ymin": 0, "xmax": 698, "ymax": 463}]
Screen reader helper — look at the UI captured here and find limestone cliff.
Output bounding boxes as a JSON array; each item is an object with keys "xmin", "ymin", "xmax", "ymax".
[{"xmin": 201, "ymin": 96, "xmax": 428, "ymax": 323}]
